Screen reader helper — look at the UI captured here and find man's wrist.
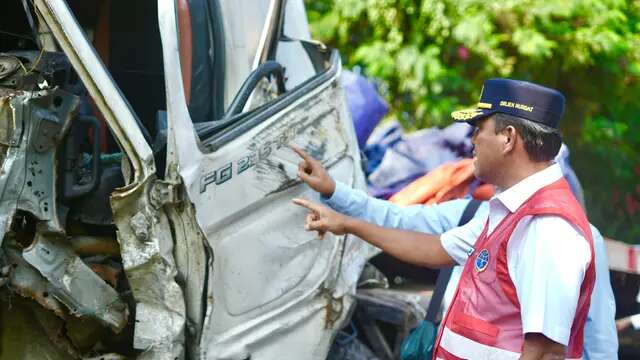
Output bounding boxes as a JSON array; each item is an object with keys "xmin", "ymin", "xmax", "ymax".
[
  {"xmin": 321, "ymin": 178, "xmax": 336, "ymax": 198},
  {"xmin": 342, "ymin": 215, "xmax": 359, "ymax": 235}
]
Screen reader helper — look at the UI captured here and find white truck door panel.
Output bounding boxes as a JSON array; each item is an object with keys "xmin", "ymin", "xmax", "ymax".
[
  {"xmin": 158, "ymin": 1, "xmax": 371, "ymax": 358},
  {"xmin": 197, "ymin": 92, "xmax": 354, "ymax": 319},
  {"xmin": 196, "ymin": 93, "xmax": 350, "ymax": 228}
]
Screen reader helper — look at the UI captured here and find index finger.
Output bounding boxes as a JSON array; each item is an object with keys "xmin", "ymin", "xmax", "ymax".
[
  {"xmin": 290, "ymin": 145, "xmax": 314, "ymax": 162},
  {"xmin": 292, "ymin": 198, "xmax": 321, "ymax": 212}
]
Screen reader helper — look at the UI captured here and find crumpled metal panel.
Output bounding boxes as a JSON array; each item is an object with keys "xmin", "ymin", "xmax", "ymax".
[
  {"xmin": 155, "ymin": 175, "xmax": 209, "ymax": 358},
  {"xmin": 0, "ymin": 91, "xmax": 16, "ymax": 151},
  {"xmin": 186, "ymin": 91, "xmax": 358, "ymax": 359},
  {"xmin": 190, "ymin": 84, "xmax": 375, "ymax": 359},
  {"xmin": 4, "ymin": 246, "xmax": 66, "ymax": 318},
  {"xmin": 111, "ymin": 178, "xmax": 187, "ymax": 359},
  {"xmin": 22, "ymin": 234, "xmax": 129, "ymax": 332},
  {"xmin": 0, "ymin": 55, "xmax": 21, "ymax": 80},
  {"xmin": 15, "ymin": 88, "xmax": 77, "ymax": 231},
  {"xmin": 0, "ymin": 82, "xmax": 136, "ymax": 357},
  {"xmin": 0, "ymin": 90, "xmax": 27, "ymax": 242},
  {"xmin": 159, "ymin": 0, "xmax": 375, "ymax": 350},
  {"xmin": 32, "ymin": 1, "xmax": 188, "ymax": 358},
  {"xmin": 0, "ymin": 88, "xmax": 77, "ymax": 243}
]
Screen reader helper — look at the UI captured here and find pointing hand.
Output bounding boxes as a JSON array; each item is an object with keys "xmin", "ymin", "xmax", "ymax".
[
  {"xmin": 291, "ymin": 146, "xmax": 336, "ymax": 197},
  {"xmin": 292, "ymin": 198, "xmax": 349, "ymax": 238}
]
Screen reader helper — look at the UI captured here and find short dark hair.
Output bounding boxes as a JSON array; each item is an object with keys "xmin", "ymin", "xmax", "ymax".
[{"xmin": 493, "ymin": 112, "xmax": 562, "ymax": 162}]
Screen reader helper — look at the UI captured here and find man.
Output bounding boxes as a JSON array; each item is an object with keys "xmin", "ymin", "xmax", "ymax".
[
  {"xmin": 300, "ymin": 182, "xmax": 616, "ymax": 358},
  {"xmin": 293, "ymin": 79, "xmax": 596, "ymax": 359}
]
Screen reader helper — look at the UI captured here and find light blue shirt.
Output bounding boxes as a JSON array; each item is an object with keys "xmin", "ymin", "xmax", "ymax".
[{"xmin": 323, "ymin": 181, "xmax": 618, "ymax": 359}]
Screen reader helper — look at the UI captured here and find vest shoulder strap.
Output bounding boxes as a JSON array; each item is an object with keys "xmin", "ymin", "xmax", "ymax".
[{"xmin": 424, "ymin": 199, "xmax": 482, "ymax": 322}]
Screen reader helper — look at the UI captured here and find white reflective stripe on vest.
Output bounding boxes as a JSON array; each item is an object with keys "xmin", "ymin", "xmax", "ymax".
[
  {"xmin": 440, "ymin": 327, "xmax": 520, "ymax": 359},
  {"xmin": 439, "ymin": 327, "xmax": 583, "ymax": 360}
]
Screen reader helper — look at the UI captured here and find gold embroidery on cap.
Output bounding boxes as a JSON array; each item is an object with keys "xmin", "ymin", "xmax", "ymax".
[
  {"xmin": 499, "ymin": 100, "xmax": 534, "ymax": 112},
  {"xmin": 452, "ymin": 109, "xmax": 483, "ymax": 121},
  {"xmin": 477, "ymin": 102, "xmax": 493, "ymax": 109}
]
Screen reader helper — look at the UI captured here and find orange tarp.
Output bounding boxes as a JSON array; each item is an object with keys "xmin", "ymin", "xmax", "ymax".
[{"xmin": 389, "ymin": 159, "xmax": 495, "ymax": 206}]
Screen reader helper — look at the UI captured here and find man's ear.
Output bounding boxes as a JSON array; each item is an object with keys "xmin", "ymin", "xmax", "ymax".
[{"xmin": 502, "ymin": 125, "xmax": 517, "ymax": 154}]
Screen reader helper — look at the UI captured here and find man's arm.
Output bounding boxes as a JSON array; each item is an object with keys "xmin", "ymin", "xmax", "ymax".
[
  {"xmin": 292, "ymin": 145, "xmax": 467, "ymax": 233},
  {"xmin": 293, "ymin": 198, "xmax": 455, "ymax": 268},
  {"xmin": 327, "ymin": 181, "xmax": 474, "ymax": 233},
  {"xmin": 511, "ymin": 216, "xmax": 591, "ymax": 359}
]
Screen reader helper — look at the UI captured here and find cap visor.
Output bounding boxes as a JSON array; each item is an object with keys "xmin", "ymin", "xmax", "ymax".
[{"xmin": 451, "ymin": 108, "xmax": 495, "ymax": 125}]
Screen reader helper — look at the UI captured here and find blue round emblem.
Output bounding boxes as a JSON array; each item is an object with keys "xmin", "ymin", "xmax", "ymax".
[{"xmin": 474, "ymin": 249, "xmax": 490, "ymax": 272}]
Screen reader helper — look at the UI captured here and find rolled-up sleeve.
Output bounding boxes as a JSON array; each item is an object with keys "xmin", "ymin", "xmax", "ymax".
[
  {"xmin": 322, "ymin": 181, "xmax": 486, "ymax": 235},
  {"xmin": 439, "ymin": 217, "xmax": 486, "ymax": 265},
  {"xmin": 510, "ymin": 216, "xmax": 591, "ymax": 346}
]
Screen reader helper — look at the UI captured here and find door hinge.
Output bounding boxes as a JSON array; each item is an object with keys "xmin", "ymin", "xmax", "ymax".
[{"xmin": 150, "ymin": 180, "xmax": 181, "ymax": 208}]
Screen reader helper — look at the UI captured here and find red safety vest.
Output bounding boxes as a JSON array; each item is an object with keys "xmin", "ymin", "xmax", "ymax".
[{"xmin": 433, "ymin": 179, "xmax": 595, "ymax": 360}]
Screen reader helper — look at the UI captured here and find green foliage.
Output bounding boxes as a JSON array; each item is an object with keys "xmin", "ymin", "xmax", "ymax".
[{"xmin": 306, "ymin": 0, "xmax": 640, "ymax": 243}]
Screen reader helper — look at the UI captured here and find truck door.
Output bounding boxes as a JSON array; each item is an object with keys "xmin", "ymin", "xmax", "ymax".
[{"xmin": 159, "ymin": 1, "xmax": 373, "ymax": 359}]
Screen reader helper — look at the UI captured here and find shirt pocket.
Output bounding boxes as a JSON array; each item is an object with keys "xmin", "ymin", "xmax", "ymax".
[{"xmin": 450, "ymin": 312, "xmax": 500, "ymax": 346}]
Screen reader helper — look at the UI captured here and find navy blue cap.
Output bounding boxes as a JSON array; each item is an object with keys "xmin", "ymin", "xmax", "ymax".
[{"xmin": 451, "ymin": 78, "xmax": 566, "ymax": 128}]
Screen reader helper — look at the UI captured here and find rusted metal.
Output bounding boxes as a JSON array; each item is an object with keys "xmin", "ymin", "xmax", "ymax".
[
  {"xmin": 87, "ymin": 263, "xmax": 121, "ymax": 288},
  {"xmin": 0, "ymin": 1, "xmax": 374, "ymax": 359},
  {"xmin": 5, "ymin": 246, "xmax": 66, "ymax": 318},
  {"xmin": 22, "ymin": 234, "xmax": 129, "ymax": 332},
  {"xmin": 322, "ymin": 289, "xmax": 344, "ymax": 330},
  {"xmin": 68, "ymin": 235, "xmax": 121, "ymax": 258},
  {"xmin": 111, "ymin": 177, "xmax": 186, "ymax": 358}
]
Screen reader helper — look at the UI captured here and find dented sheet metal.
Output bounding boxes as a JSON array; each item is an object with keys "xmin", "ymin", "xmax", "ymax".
[
  {"xmin": 157, "ymin": 174, "xmax": 209, "ymax": 358},
  {"xmin": 0, "ymin": 88, "xmax": 76, "ymax": 244},
  {"xmin": 0, "ymin": 82, "xmax": 138, "ymax": 357},
  {"xmin": 0, "ymin": 0, "xmax": 375, "ymax": 358},
  {"xmin": 29, "ymin": 1, "xmax": 188, "ymax": 358},
  {"xmin": 111, "ymin": 178, "xmax": 186, "ymax": 359},
  {"xmin": 22, "ymin": 235, "xmax": 128, "ymax": 332},
  {"xmin": 0, "ymin": 93, "xmax": 20, "ymax": 240},
  {"xmin": 160, "ymin": 0, "xmax": 374, "ymax": 354},
  {"xmin": 194, "ymin": 90, "xmax": 351, "ymax": 228},
  {"xmin": 4, "ymin": 246, "xmax": 67, "ymax": 318}
]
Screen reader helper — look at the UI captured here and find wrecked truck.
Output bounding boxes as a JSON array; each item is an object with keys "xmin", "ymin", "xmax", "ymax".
[{"xmin": 0, "ymin": 0, "xmax": 386, "ymax": 359}]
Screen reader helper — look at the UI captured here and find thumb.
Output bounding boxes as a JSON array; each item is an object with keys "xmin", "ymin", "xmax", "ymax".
[
  {"xmin": 307, "ymin": 218, "xmax": 327, "ymax": 233},
  {"xmin": 297, "ymin": 169, "xmax": 315, "ymax": 184}
]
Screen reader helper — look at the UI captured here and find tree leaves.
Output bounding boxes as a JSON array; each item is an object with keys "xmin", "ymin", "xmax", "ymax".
[{"xmin": 306, "ymin": 0, "xmax": 640, "ymax": 242}]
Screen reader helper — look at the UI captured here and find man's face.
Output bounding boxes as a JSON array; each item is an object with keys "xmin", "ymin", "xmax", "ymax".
[{"xmin": 471, "ymin": 116, "xmax": 506, "ymax": 184}]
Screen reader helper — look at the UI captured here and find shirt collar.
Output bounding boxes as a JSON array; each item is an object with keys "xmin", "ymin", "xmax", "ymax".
[{"xmin": 494, "ymin": 163, "xmax": 563, "ymax": 213}]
